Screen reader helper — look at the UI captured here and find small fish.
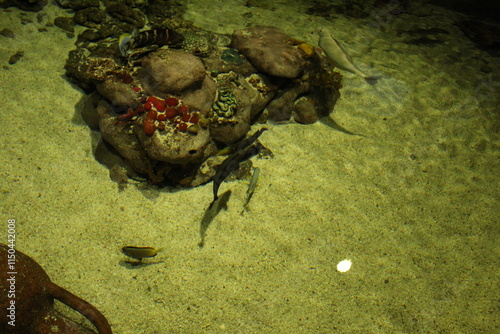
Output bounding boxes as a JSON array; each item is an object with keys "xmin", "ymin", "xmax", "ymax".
[
  {"xmin": 211, "ymin": 129, "xmax": 267, "ymax": 205},
  {"xmin": 211, "ymin": 144, "xmax": 261, "ymax": 206},
  {"xmin": 118, "ymin": 28, "xmax": 184, "ymax": 57},
  {"xmin": 242, "ymin": 167, "xmax": 260, "ymax": 212},
  {"xmin": 121, "ymin": 246, "xmax": 162, "ymax": 261},
  {"xmin": 216, "ymin": 128, "xmax": 268, "ymax": 157},
  {"xmin": 318, "ymin": 28, "xmax": 380, "ymax": 84},
  {"xmin": 210, "ymin": 129, "xmax": 267, "ymax": 207},
  {"xmin": 118, "ymin": 28, "xmax": 138, "ymax": 57},
  {"xmin": 131, "ymin": 28, "xmax": 184, "ymax": 49}
]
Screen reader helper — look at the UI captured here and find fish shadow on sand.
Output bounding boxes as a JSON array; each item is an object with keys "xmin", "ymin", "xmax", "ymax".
[
  {"xmin": 199, "ymin": 190, "xmax": 232, "ymax": 248},
  {"xmin": 320, "ymin": 116, "xmax": 368, "ymax": 138},
  {"xmin": 119, "ymin": 260, "xmax": 165, "ymax": 269}
]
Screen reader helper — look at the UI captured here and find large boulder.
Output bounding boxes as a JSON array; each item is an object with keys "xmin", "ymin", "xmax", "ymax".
[
  {"xmin": 139, "ymin": 49, "xmax": 207, "ymax": 95},
  {"xmin": 231, "ymin": 26, "xmax": 308, "ymax": 79}
]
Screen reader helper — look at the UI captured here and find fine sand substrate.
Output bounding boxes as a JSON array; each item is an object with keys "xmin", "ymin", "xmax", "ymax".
[{"xmin": 0, "ymin": 1, "xmax": 498, "ymax": 333}]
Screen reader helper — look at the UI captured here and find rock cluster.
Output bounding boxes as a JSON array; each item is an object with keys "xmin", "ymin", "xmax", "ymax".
[{"xmin": 66, "ymin": 13, "xmax": 342, "ymax": 186}]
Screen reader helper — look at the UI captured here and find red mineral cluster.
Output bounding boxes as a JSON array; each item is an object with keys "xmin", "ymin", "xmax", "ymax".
[{"xmin": 116, "ymin": 90, "xmax": 205, "ymax": 136}]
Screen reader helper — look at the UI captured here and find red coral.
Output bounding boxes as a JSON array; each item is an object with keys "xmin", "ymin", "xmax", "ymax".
[
  {"xmin": 144, "ymin": 119, "xmax": 156, "ymax": 135},
  {"xmin": 166, "ymin": 97, "xmax": 179, "ymax": 107}
]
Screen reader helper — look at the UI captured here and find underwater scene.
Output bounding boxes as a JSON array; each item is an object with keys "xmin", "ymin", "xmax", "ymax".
[{"xmin": 0, "ymin": 0, "xmax": 498, "ymax": 333}]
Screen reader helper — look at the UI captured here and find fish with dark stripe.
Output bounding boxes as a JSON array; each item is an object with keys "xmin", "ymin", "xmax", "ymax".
[
  {"xmin": 210, "ymin": 128, "xmax": 267, "ymax": 207},
  {"xmin": 119, "ymin": 28, "xmax": 184, "ymax": 56}
]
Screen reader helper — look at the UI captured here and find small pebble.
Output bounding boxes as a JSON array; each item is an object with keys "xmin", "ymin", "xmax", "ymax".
[
  {"xmin": 0, "ymin": 28, "xmax": 15, "ymax": 38},
  {"xmin": 37, "ymin": 13, "xmax": 46, "ymax": 24},
  {"xmin": 9, "ymin": 51, "xmax": 24, "ymax": 65},
  {"xmin": 20, "ymin": 17, "xmax": 32, "ymax": 25}
]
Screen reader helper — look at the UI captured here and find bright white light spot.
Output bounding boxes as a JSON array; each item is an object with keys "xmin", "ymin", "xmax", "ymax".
[{"xmin": 337, "ymin": 259, "xmax": 352, "ymax": 272}]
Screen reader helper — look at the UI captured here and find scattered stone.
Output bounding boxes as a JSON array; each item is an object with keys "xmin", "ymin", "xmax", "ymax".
[
  {"xmin": 20, "ymin": 16, "xmax": 32, "ymax": 25},
  {"xmin": 54, "ymin": 16, "xmax": 74, "ymax": 33},
  {"xmin": 8, "ymin": 50, "xmax": 24, "ymax": 64},
  {"xmin": 74, "ymin": 7, "xmax": 107, "ymax": 28},
  {"xmin": 5, "ymin": 0, "xmax": 47, "ymax": 12},
  {"xmin": 293, "ymin": 95, "xmax": 320, "ymax": 124},
  {"xmin": 0, "ymin": 28, "xmax": 15, "ymax": 38},
  {"xmin": 55, "ymin": 0, "xmax": 100, "ymax": 10},
  {"xmin": 106, "ymin": 2, "xmax": 146, "ymax": 28},
  {"xmin": 36, "ymin": 12, "xmax": 46, "ymax": 24}
]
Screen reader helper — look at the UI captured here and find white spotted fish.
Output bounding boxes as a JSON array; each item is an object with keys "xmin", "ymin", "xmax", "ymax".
[{"xmin": 318, "ymin": 28, "xmax": 380, "ymax": 84}]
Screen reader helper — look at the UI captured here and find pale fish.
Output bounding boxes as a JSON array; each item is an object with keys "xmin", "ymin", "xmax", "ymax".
[
  {"xmin": 119, "ymin": 33, "xmax": 133, "ymax": 57},
  {"xmin": 118, "ymin": 28, "xmax": 138, "ymax": 57},
  {"xmin": 318, "ymin": 28, "xmax": 380, "ymax": 84}
]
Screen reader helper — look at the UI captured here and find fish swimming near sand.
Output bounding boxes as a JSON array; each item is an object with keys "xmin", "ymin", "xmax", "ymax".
[
  {"xmin": 210, "ymin": 128, "xmax": 267, "ymax": 207},
  {"xmin": 241, "ymin": 167, "xmax": 260, "ymax": 213},
  {"xmin": 121, "ymin": 246, "xmax": 162, "ymax": 261},
  {"xmin": 318, "ymin": 28, "xmax": 380, "ymax": 84}
]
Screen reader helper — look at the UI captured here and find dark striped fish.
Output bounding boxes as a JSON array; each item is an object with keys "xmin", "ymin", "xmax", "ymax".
[
  {"xmin": 210, "ymin": 128, "xmax": 267, "ymax": 207},
  {"xmin": 131, "ymin": 28, "xmax": 184, "ymax": 49},
  {"xmin": 119, "ymin": 28, "xmax": 184, "ymax": 56}
]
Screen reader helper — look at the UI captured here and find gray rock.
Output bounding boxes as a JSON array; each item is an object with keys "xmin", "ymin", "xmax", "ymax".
[
  {"xmin": 244, "ymin": 73, "xmax": 277, "ymax": 119},
  {"xmin": 179, "ymin": 76, "xmax": 218, "ymax": 114},
  {"xmin": 133, "ymin": 117, "xmax": 212, "ymax": 165},
  {"xmin": 95, "ymin": 78, "xmax": 138, "ymax": 107},
  {"xmin": 97, "ymin": 101, "xmax": 154, "ymax": 176},
  {"xmin": 266, "ymin": 81, "xmax": 310, "ymax": 122},
  {"xmin": 140, "ymin": 49, "xmax": 207, "ymax": 95},
  {"xmin": 56, "ymin": 0, "xmax": 99, "ymax": 10},
  {"xmin": 209, "ymin": 80, "xmax": 253, "ymax": 145},
  {"xmin": 231, "ymin": 26, "xmax": 308, "ymax": 79},
  {"xmin": 189, "ymin": 155, "xmax": 226, "ymax": 187},
  {"xmin": 293, "ymin": 95, "xmax": 319, "ymax": 124}
]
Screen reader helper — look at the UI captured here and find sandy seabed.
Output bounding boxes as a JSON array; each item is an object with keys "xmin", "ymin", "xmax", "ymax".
[{"xmin": 0, "ymin": 0, "xmax": 498, "ymax": 333}]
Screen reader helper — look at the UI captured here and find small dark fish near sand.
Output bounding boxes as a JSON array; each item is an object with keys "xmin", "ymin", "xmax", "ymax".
[{"xmin": 210, "ymin": 128, "xmax": 267, "ymax": 207}]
